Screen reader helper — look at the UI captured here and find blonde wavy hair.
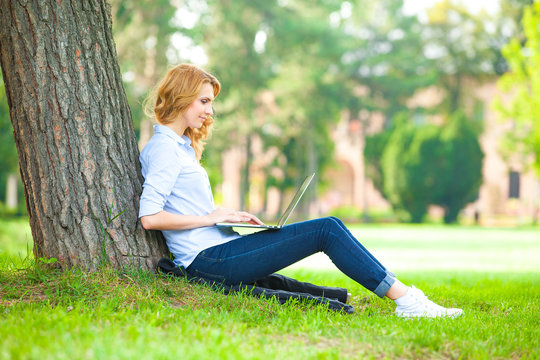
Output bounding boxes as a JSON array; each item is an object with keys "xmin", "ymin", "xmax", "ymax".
[{"xmin": 145, "ymin": 64, "xmax": 221, "ymax": 160}]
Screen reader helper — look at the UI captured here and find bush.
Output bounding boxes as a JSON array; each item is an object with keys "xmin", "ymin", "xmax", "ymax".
[
  {"xmin": 364, "ymin": 130, "xmax": 392, "ymax": 198},
  {"xmin": 382, "ymin": 123, "xmax": 445, "ymax": 222},
  {"xmin": 380, "ymin": 111, "xmax": 483, "ymax": 223},
  {"xmin": 437, "ymin": 111, "xmax": 484, "ymax": 223},
  {"xmin": 328, "ymin": 205, "xmax": 364, "ymax": 223}
]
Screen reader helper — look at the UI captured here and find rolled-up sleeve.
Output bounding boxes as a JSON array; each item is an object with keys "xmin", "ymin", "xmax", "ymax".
[{"xmin": 139, "ymin": 140, "xmax": 181, "ymax": 218}]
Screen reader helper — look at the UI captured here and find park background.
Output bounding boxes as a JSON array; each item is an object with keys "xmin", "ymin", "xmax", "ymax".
[
  {"xmin": 1, "ymin": 0, "xmax": 540, "ymax": 227},
  {"xmin": 0, "ymin": 0, "xmax": 539, "ymax": 359}
]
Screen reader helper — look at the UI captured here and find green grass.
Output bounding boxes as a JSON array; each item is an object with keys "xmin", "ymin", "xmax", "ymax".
[
  {"xmin": 1, "ymin": 219, "xmax": 539, "ymax": 359},
  {"xmin": 0, "ymin": 217, "xmax": 32, "ymax": 264}
]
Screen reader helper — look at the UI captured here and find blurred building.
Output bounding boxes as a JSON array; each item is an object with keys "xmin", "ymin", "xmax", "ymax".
[{"xmin": 322, "ymin": 79, "xmax": 540, "ymax": 225}]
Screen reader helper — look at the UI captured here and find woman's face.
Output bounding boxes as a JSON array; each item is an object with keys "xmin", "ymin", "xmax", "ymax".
[{"xmin": 181, "ymin": 83, "xmax": 214, "ymax": 130}]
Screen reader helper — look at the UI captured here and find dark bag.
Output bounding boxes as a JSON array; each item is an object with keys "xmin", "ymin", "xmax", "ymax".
[{"xmin": 157, "ymin": 258, "xmax": 354, "ymax": 313}]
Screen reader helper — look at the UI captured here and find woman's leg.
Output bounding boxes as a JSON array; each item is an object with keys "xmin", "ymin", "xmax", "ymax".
[
  {"xmin": 188, "ymin": 216, "xmax": 463, "ymax": 318},
  {"xmin": 326, "ymin": 217, "xmax": 395, "ymax": 277},
  {"xmin": 325, "ymin": 217, "xmax": 408, "ymax": 298},
  {"xmin": 186, "ymin": 217, "xmax": 396, "ymax": 298}
]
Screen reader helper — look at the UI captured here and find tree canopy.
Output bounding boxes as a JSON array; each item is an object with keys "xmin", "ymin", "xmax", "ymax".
[{"xmin": 495, "ymin": 1, "xmax": 540, "ymax": 176}]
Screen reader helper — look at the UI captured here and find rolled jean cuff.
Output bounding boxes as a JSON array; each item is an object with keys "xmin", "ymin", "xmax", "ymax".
[{"xmin": 373, "ymin": 273, "xmax": 396, "ymax": 298}]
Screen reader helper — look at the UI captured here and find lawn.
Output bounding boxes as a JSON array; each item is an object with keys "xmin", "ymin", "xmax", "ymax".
[{"xmin": 1, "ymin": 219, "xmax": 539, "ymax": 359}]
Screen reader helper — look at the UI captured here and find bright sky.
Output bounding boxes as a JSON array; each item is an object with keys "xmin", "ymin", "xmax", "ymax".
[{"xmin": 403, "ymin": 0, "xmax": 500, "ymax": 18}]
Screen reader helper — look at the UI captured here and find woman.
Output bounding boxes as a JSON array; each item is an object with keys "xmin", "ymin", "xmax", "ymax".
[{"xmin": 139, "ymin": 64, "xmax": 463, "ymax": 318}]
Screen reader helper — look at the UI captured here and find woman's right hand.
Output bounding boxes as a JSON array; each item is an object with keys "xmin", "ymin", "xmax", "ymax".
[
  {"xmin": 207, "ymin": 208, "xmax": 264, "ymax": 225},
  {"xmin": 140, "ymin": 208, "xmax": 264, "ymax": 231}
]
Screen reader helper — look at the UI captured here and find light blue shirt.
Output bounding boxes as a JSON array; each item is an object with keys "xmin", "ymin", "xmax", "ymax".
[{"xmin": 139, "ymin": 125, "xmax": 241, "ymax": 268}]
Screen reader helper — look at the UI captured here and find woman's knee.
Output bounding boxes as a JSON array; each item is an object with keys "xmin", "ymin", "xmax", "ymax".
[
  {"xmin": 298, "ymin": 217, "xmax": 346, "ymax": 243},
  {"xmin": 328, "ymin": 216, "xmax": 345, "ymax": 226},
  {"xmin": 321, "ymin": 216, "xmax": 346, "ymax": 230},
  {"xmin": 311, "ymin": 216, "xmax": 338, "ymax": 227},
  {"xmin": 315, "ymin": 217, "xmax": 347, "ymax": 236},
  {"xmin": 314, "ymin": 217, "xmax": 353, "ymax": 253}
]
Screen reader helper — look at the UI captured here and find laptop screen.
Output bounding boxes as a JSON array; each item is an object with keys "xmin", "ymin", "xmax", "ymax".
[{"xmin": 277, "ymin": 173, "xmax": 315, "ymax": 227}]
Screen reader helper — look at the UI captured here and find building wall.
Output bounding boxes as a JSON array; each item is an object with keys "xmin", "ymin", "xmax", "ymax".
[{"xmin": 470, "ymin": 81, "xmax": 539, "ymax": 224}]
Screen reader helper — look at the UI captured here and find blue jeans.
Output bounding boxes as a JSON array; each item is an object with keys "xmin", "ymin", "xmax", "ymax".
[{"xmin": 186, "ymin": 217, "xmax": 396, "ymax": 298}]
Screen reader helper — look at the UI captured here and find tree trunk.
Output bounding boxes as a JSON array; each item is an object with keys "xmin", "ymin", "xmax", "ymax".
[{"xmin": 0, "ymin": 0, "xmax": 168, "ymax": 270}]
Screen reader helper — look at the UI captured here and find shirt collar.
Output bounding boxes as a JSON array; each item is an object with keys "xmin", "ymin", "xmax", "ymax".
[{"xmin": 154, "ymin": 125, "xmax": 192, "ymax": 146}]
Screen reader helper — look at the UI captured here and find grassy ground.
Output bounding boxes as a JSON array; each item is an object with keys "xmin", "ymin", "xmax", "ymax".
[{"xmin": 1, "ymin": 219, "xmax": 539, "ymax": 359}]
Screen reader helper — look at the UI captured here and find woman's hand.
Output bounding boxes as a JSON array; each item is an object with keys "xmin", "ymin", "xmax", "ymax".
[{"xmin": 207, "ymin": 207, "xmax": 265, "ymax": 226}]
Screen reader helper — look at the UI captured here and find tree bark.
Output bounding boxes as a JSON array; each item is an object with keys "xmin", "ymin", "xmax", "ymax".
[{"xmin": 0, "ymin": 0, "xmax": 168, "ymax": 270}]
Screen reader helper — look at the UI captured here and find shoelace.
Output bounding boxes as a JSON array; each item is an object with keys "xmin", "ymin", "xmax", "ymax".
[{"xmin": 408, "ymin": 287, "xmax": 445, "ymax": 312}]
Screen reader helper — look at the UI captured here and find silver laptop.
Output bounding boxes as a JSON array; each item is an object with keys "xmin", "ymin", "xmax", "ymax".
[{"xmin": 217, "ymin": 173, "xmax": 315, "ymax": 230}]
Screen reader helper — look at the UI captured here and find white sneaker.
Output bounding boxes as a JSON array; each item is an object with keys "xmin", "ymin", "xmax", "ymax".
[{"xmin": 395, "ymin": 286, "xmax": 463, "ymax": 319}]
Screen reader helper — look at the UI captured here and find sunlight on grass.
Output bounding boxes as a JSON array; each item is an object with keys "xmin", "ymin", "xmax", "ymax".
[
  {"xmin": 287, "ymin": 224, "xmax": 540, "ymax": 273},
  {"xmin": 0, "ymin": 218, "xmax": 33, "ymax": 269}
]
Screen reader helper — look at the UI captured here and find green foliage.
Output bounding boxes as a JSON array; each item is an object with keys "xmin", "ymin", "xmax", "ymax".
[
  {"xmin": 490, "ymin": 0, "xmax": 536, "ymax": 75},
  {"xmin": 197, "ymin": 0, "xmax": 347, "ymax": 210},
  {"xmin": 201, "ymin": 0, "xmax": 279, "ymax": 208},
  {"xmin": 382, "ymin": 122, "xmax": 444, "ymax": 222},
  {"xmin": 109, "ymin": 0, "xmax": 183, "ymax": 136},
  {"xmin": 437, "ymin": 112, "xmax": 484, "ymax": 223},
  {"xmin": 354, "ymin": 0, "xmax": 506, "ymax": 214},
  {"xmin": 495, "ymin": 2, "xmax": 540, "ymax": 176},
  {"xmin": 0, "ymin": 76, "xmax": 16, "ymax": 172},
  {"xmin": 0, "ymin": 74, "xmax": 25, "ymax": 216},
  {"xmin": 342, "ymin": 0, "xmax": 438, "ymax": 122},
  {"xmin": 364, "ymin": 112, "xmax": 411, "ymax": 198},
  {"xmin": 328, "ymin": 206, "xmax": 397, "ymax": 224},
  {"xmin": 328, "ymin": 205, "xmax": 364, "ymax": 223},
  {"xmin": 381, "ymin": 112, "xmax": 483, "ymax": 223},
  {"xmin": 0, "ymin": 78, "xmax": 16, "ymax": 185},
  {"xmin": 263, "ymin": 1, "xmax": 351, "ymax": 205},
  {"xmin": 423, "ymin": 1, "xmax": 502, "ymax": 113},
  {"xmin": 364, "ymin": 130, "xmax": 391, "ymax": 197},
  {"xmin": 348, "ymin": 0, "xmax": 496, "ymax": 224}
]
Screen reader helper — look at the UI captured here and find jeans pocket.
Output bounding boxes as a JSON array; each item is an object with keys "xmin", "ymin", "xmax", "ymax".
[
  {"xmin": 197, "ymin": 251, "xmax": 223, "ymax": 263},
  {"xmin": 193, "ymin": 269, "xmax": 226, "ymax": 283}
]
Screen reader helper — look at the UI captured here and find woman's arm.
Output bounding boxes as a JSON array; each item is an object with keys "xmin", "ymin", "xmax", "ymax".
[{"xmin": 140, "ymin": 207, "xmax": 264, "ymax": 231}]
